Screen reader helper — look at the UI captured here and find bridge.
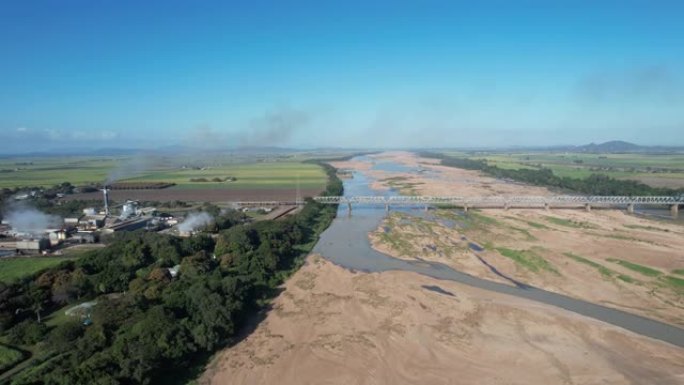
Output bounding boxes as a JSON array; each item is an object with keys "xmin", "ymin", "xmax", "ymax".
[{"xmin": 312, "ymin": 195, "xmax": 683, "ymax": 217}]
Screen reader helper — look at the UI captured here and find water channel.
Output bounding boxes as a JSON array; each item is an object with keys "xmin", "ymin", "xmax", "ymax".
[{"xmin": 312, "ymin": 156, "xmax": 684, "ymax": 348}]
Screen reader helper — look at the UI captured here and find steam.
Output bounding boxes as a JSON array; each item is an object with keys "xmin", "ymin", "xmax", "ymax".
[
  {"xmin": 5, "ymin": 204, "xmax": 62, "ymax": 236},
  {"xmin": 186, "ymin": 106, "xmax": 312, "ymax": 150},
  {"xmin": 243, "ymin": 106, "xmax": 310, "ymax": 146},
  {"xmin": 105, "ymin": 156, "xmax": 155, "ymax": 185},
  {"xmin": 177, "ymin": 212, "xmax": 213, "ymax": 233}
]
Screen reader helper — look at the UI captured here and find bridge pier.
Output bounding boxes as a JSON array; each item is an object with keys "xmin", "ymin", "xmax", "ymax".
[
  {"xmin": 627, "ymin": 203, "xmax": 635, "ymax": 214},
  {"xmin": 347, "ymin": 202, "xmax": 352, "ymax": 214},
  {"xmin": 672, "ymin": 204, "xmax": 679, "ymax": 219},
  {"xmin": 585, "ymin": 203, "xmax": 591, "ymax": 212},
  {"xmin": 385, "ymin": 203, "xmax": 389, "ymax": 213},
  {"xmin": 544, "ymin": 203, "xmax": 550, "ymax": 211},
  {"xmin": 504, "ymin": 202, "xmax": 509, "ymax": 211},
  {"xmin": 424, "ymin": 205, "xmax": 429, "ymax": 212},
  {"xmin": 463, "ymin": 205, "xmax": 469, "ymax": 213}
]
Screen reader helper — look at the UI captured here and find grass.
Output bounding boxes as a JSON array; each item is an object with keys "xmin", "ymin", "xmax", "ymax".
[
  {"xmin": 0, "ymin": 344, "xmax": 25, "ymax": 373},
  {"xmin": 467, "ymin": 211, "xmax": 501, "ymax": 227},
  {"xmin": 563, "ymin": 252, "xmax": 641, "ymax": 284},
  {"xmin": 617, "ymin": 274, "xmax": 637, "ymax": 283},
  {"xmin": 606, "ymin": 258, "xmax": 663, "ymax": 277},
  {"xmin": 43, "ymin": 303, "xmax": 78, "ymax": 328},
  {"xmin": 623, "ymin": 224, "xmax": 670, "ymax": 232},
  {"xmin": 663, "ymin": 276, "xmax": 684, "ymax": 291},
  {"xmin": 381, "ymin": 176, "xmax": 423, "ymax": 195},
  {"xmin": 563, "ymin": 252, "xmax": 615, "ymax": 278},
  {"xmin": 523, "ymin": 220, "xmax": 549, "ymax": 229},
  {"xmin": 0, "ymin": 257, "xmax": 76, "ymax": 283},
  {"xmin": 495, "ymin": 247, "xmax": 558, "ymax": 274},
  {"xmin": 377, "ymin": 229, "xmax": 416, "ymax": 256},
  {"xmin": 672, "ymin": 269, "xmax": 684, "ymax": 276},
  {"xmin": 543, "ymin": 216, "xmax": 596, "ymax": 229}
]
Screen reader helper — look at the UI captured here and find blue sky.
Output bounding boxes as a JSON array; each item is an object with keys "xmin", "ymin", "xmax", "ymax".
[{"xmin": 1, "ymin": 0, "xmax": 683, "ymax": 152}]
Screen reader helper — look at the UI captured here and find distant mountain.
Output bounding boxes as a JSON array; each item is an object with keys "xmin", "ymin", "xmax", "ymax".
[{"xmin": 575, "ymin": 140, "xmax": 643, "ymax": 153}]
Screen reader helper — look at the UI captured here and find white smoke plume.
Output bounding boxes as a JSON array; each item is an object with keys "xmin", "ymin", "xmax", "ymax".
[
  {"xmin": 177, "ymin": 212, "xmax": 213, "ymax": 233},
  {"xmin": 5, "ymin": 205, "xmax": 62, "ymax": 237},
  {"xmin": 105, "ymin": 155, "xmax": 155, "ymax": 185}
]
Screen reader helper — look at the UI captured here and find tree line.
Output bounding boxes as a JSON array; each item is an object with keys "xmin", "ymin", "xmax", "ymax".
[
  {"xmin": 0, "ymin": 163, "xmax": 342, "ymax": 384},
  {"xmin": 420, "ymin": 152, "xmax": 684, "ymax": 196}
]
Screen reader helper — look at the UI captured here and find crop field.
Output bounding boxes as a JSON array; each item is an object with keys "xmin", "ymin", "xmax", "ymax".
[
  {"xmin": 0, "ymin": 257, "xmax": 77, "ymax": 284},
  {"xmin": 0, "ymin": 155, "xmax": 328, "ymax": 192},
  {"xmin": 441, "ymin": 151, "xmax": 684, "ymax": 188},
  {"xmin": 0, "ymin": 157, "xmax": 120, "ymax": 188}
]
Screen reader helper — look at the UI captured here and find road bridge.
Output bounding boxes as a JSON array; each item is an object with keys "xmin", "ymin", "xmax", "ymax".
[{"xmin": 312, "ymin": 195, "xmax": 683, "ymax": 217}]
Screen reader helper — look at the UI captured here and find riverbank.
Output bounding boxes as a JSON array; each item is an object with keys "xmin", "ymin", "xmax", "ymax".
[{"xmin": 200, "ymin": 254, "xmax": 684, "ymax": 385}]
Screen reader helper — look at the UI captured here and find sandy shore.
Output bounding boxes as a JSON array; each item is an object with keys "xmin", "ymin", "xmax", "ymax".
[{"xmin": 200, "ymin": 255, "xmax": 684, "ymax": 385}]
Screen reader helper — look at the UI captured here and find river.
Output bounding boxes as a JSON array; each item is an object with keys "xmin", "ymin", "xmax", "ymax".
[{"xmin": 312, "ymin": 155, "xmax": 684, "ymax": 348}]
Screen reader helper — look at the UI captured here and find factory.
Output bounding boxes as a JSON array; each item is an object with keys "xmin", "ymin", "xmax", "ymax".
[{"xmin": 0, "ymin": 188, "xmax": 167, "ymax": 257}]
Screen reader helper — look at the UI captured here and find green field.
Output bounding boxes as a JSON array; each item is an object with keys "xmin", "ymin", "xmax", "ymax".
[
  {"xmin": 128, "ymin": 161, "xmax": 326, "ymax": 190},
  {"xmin": 0, "ymin": 155, "xmax": 328, "ymax": 190},
  {"xmin": 0, "ymin": 257, "xmax": 76, "ymax": 283},
  {"xmin": 441, "ymin": 151, "xmax": 684, "ymax": 188},
  {"xmin": 0, "ymin": 344, "xmax": 24, "ymax": 373}
]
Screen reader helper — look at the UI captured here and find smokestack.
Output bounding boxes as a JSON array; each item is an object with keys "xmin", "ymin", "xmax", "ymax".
[{"xmin": 102, "ymin": 188, "xmax": 110, "ymax": 216}]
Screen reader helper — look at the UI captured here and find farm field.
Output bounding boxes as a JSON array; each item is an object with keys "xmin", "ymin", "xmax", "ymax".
[
  {"xmin": 0, "ymin": 257, "xmax": 77, "ymax": 284},
  {"xmin": 0, "ymin": 156, "xmax": 121, "ymax": 188},
  {"xmin": 0, "ymin": 155, "xmax": 328, "ymax": 191},
  {"xmin": 441, "ymin": 151, "xmax": 684, "ymax": 188}
]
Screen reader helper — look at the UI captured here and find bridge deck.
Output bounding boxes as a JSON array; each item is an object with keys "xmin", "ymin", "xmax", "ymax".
[{"xmin": 313, "ymin": 195, "xmax": 684, "ymax": 207}]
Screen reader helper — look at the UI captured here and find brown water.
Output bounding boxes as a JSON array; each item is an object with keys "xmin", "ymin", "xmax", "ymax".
[{"xmin": 312, "ymin": 156, "xmax": 684, "ymax": 348}]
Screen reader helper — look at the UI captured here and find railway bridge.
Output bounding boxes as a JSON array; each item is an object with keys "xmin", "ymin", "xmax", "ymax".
[{"xmin": 312, "ymin": 195, "xmax": 684, "ymax": 217}]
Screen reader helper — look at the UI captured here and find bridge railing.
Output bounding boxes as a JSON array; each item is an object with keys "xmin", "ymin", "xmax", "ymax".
[{"xmin": 313, "ymin": 195, "xmax": 684, "ymax": 206}]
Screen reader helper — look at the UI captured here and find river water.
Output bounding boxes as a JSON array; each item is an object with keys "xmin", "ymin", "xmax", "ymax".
[{"xmin": 312, "ymin": 156, "xmax": 684, "ymax": 348}]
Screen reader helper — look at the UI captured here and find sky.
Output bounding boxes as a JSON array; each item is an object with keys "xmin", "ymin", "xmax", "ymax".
[{"xmin": 1, "ymin": 0, "xmax": 683, "ymax": 153}]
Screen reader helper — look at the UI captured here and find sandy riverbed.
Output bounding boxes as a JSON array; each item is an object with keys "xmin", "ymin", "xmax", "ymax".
[
  {"xmin": 201, "ymin": 151, "xmax": 684, "ymax": 384},
  {"xmin": 367, "ymin": 152, "xmax": 684, "ymax": 326},
  {"xmin": 200, "ymin": 255, "xmax": 684, "ymax": 385}
]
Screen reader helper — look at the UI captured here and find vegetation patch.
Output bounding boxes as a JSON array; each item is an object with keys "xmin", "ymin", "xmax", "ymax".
[
  {"xmin": 623, "ymin": 224, "xmax": 670, "ymax": 232},
  {"xmin": 495, "ymin": 247, "xmax": 558, "ymax": 274},
  {"xmin": 563, "ymin": 252, "xmax": 614, "ymax": 278},
  {"xmin": 543, "ymin": 216, "xmax": 596, "ymax": 229},
  {"xmin": 0, "ymin": 257, "xmax": 76, "ymax": 284},
  {"xmin": 607, "ymin": 258, "xmax": 663, "ymax": 277},
  {"xmin": 189, "ymin": 176, "xmax": 236, "ymax": 183},
  {"xmin": 420, "ymin": 152, "xmax": 684, "ymax": 195},
  {"xmin": 509, "ymin": 225, "xmax": 536, "ymax": 241},
  {"xmin": 663, "ymin": 276, "xmax": 684, "ymax": 292},
  {"xmin": 381, "ymin": 176, "xmax": 423, "ymax": 195},
  {"xmin": 523, "ymin": 220, "xmax": 549, "ymax": 229},
  {"xmin": 617, "ymin": 274, "xmax": 637, "ymax": 283},
  {"xmin": 376, "ymin": 230, "xmax": 416, "ymax": 256},
  {"xmin": 0, "ymin": 344, "xmax": 25, "ymax": 373},
  {"xmin": 672, "ymin": 269, "xmax": 684, "ymax": 276}
]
